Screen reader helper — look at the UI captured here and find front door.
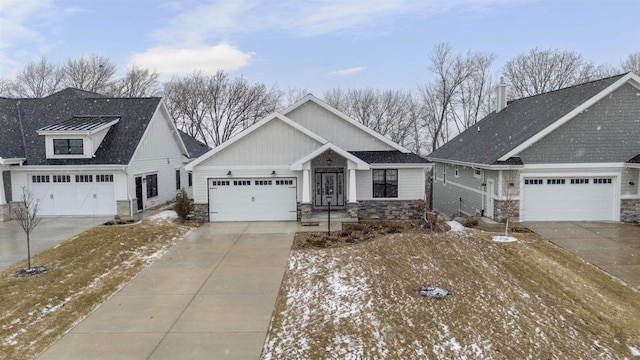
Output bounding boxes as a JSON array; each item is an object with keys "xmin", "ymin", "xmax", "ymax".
[
  {"xmin": 135, "ymin": 176, "xmax": 143, "ymax": 211},
  {"xmin": 314, "ymin": 170, "xmax": 344, "ymax": 207}
]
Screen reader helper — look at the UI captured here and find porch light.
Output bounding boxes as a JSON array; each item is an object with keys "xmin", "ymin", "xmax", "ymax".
[
  {"xmin": 481, "ymin": 183, "xmax": 487, "ymax": 187},
  {"xmin": 226, "ymin": 170, "xmax": 232, "ymax": 176},
  {"xmin": 271, "ymin": 170, "xmax": 276, "ymax": 175}
]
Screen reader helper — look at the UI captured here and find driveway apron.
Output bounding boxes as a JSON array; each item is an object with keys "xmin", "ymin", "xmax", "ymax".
[
  {"xmin": 38, "ymin": 221, "xmax": 299, "ymax": 360},
  {"xmin": 526, "ymin": 221, "xmax": 640, "ymax": 289}
]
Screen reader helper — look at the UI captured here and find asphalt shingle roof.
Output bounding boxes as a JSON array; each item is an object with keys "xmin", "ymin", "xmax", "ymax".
[
  {"xmin": 0, "ymin": 89, "xmax": 162, "ymax": 165},
  {"xmin": 179, "ymin": 130, "xmax": 211, "ymax": 159},
  {"xmin": 350, "ymin": 151, "xmax": 430, "ymax": 164},
  {"xmin": 628, "ymin": 154, "xmax": 640, "ymax": 164},
  {"xmin": 427, "ymin": 74, "xmax": 626, "ymax": 165}
]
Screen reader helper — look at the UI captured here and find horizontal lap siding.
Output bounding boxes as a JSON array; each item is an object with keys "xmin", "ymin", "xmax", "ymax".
[
  {"xmin": 433, "ymin": 163, "xmax": 484, "ymax": 217},
  {"xmin": 355, "ymin": 168, "xmax": 425, "ymax": 201}
]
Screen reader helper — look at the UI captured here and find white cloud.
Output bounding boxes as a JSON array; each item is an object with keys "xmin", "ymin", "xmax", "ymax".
[
  {"xmin": 327, "ymin": 66, "xmax": 366, "ymax": 76},
  {"xmin": 129, "ymin": 44, "xmax": 253, "ymax": 79}
]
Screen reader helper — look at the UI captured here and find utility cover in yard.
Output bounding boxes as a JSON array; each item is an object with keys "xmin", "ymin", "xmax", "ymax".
[{"xmin": 417, "ymin": 286, "xmax": 450, "ymax": 299}]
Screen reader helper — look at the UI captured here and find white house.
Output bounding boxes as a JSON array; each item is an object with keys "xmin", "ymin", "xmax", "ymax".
[
  {"xmin": 428, "ymin": 72, "xmax": 640, "ymax": 223},
  {"xmin": 0, "ymin": 88, "xmax": 209, "ymax": 220},
  {"xmin": 186, "ymin": 95, "xmax": 431, "ymax": 222}
]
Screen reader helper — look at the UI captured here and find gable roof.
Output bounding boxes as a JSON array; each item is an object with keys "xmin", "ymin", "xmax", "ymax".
[
  {"xmin": 428, "ymin": 72, "xmax": 639, "ymax": 166},
  {"xmin": 282, "ymin": 94, "xmax": 411, "ymax": 153},
  {"xmin": 290, "ymin": 143, "xmax": 370, "ymax": 170},
  {"xmin": 0, "ymin": 89, "xmax": 191, "ymax": 166}
]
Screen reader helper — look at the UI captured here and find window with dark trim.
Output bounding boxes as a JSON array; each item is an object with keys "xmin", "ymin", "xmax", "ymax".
[
  {"xmin": 175, "ymin": 170, "xmax": 181, "ymax": 190},
  {"xmin": 53, "ymin": 139, "xmax": 83, "ymax": 155},
  {"xmin": 188, "ymin": 173, "xmax": 193, "ymax": 187},
  {"xmin": 372, "ymin": 169, "xmax": 398, "ymax": 198},
  {"xmin": 146, "ymin": 174, "xmax": 158, "ymax": 198}
]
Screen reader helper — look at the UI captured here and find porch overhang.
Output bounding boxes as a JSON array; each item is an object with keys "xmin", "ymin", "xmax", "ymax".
[{"xmin": 290, "ymin": 143, "xmax": 370, "ymax": 171}]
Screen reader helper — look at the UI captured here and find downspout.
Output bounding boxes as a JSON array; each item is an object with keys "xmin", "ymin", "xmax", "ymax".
[{"xmin": 123, "ymin": 166, "xmax": 133, "ymax": 217}]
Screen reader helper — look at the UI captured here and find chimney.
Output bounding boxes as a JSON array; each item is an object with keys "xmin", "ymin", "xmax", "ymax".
[{"xmin": 496, "ymin": 77, "xmax": 507, "ymax": 112}]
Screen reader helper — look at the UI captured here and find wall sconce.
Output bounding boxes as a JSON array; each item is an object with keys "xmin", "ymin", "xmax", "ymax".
[
  {"xmin": 226, "ymin": 170, "xmax": 232, "ymax": 176},
  {"xmin": 630, "ymin": 181, "xmax": 636, "ymax": 186},
  {"xmin": 167, "ymin": 158, "xmax": 170, "ymax": 164},
  {"xmin": 509, "ymin": 182, "xmax": 515, "ymax": 187},
  {"xmin": 481, "ymin": 183, "xmax": 487, "ymax": 187},
  {"xmin": 327, "ymin": 157, "xmax": 332, "ymax": 166},
  {"xmin": 271, "ymin": 170, "xmax": 276, "ymax": 176}
]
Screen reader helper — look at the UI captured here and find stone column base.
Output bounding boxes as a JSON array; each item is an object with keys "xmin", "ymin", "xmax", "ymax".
[
  {"xmin": 300, "ymin": 203, "xmax": 313, "ymax": 219},
  {"xmin": 193, "ymin": 203, "xmax": 209, "ymax": 222},
  {"xmin": 346, "ymin": 202, "xmax": 359, "ymax": 219}
]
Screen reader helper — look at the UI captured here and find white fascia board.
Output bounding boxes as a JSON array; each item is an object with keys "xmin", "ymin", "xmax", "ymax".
[
  {"xmin": 522, "ymin": 162, "xmax": 627, "ymax": 170},
  {"xmin": 290, "ymin": 143, "xmax": 370, "ymax": 171},
  {"xmin": 159, "ymin": 100, "xmax": 190, "ymax": 156},
  {"xmin": 499, "ymin": 73, "xmax": 640, "ymax": 161},
  {"xmin": 370, "ymin": 163, "xmax": 432, "ymax": 169},
  {"xmin": 282, "ymin": 94, "xmax": 411, "ymax": 153},
  {"xmin": 626, "ymin": 163, "xmax": 640, "ymax": 169},
  {"xmin": 11, "ymin": 164, "xmax": 126, "ymax": 171},
  {"xmin": 186, "ymin": 113, "xmax": 328, "ymax": 171},
  {"xmin": 427, "ymin": 157, "xmax": 522, "ymax": 170},
  {"xmin": 0, "ymin": 157, "xmax": 26, "ymax": 165}
]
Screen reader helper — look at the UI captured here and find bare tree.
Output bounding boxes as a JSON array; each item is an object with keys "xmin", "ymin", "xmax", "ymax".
[
  {"xmin": 501, "ymin": 170, "xmax": 519, "ymax": 236},
  {"xmin": 282, "ymin": 86, "xmax": 310, "ymax": 108},
  {"xmin": 107, "ymin": 65, "xmax": 160, "ymax": 97},
  {"xmin": 6, "ymin": 57, "xmax": 64, "ymax": 98},
  {"xmin": 0, "ymin": 78, "xmax": 12, "ymax": 97},
  {"xmin": 163, "ymin": 70, "xmax": 282, "ymax": 146},
  {"xmin": 452, "ymin": 52, "xmax": 496, "ymax": 133},
  {"xmin": 419, "ymin": 43, "xmax": 477, "ymax": 152},
  {"xmin": 502, "ymin": 48, "xmax": 598, "ymax": 99},
  {"xmin": 62, "ymin": 55, "xmax": 116, "ymax": 93},
  {"xmin": 620, "ymin": 52, "xmax": 640, "ymax": 74},
  {"xmin": 13, "ymin": 187, "xmax": 42, "ymax": 270}
]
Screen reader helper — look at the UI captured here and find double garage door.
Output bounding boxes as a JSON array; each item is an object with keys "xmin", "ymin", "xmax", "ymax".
[
  {"xmin": 208, "ymin": 178, "xmax": 297, "ymax": 221},
  {"xmin": 30, "ymin": 174, "xmax": 115, "ymax": 216},
  {"xmin": 521, "ymin": 176, "xmax": 616, "ymax": 221}
]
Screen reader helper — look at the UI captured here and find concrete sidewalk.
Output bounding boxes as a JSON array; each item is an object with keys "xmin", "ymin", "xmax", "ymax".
[{"xmin": 38, "ymin": 221, "xmax": 310, "ymax": 360}]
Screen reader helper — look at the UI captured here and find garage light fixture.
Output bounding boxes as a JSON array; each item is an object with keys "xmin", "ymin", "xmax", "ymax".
[
  {"xmin": 271, "ymin": 170, "xmax": 276, "ymax": 175},
  {"xmin": 227, "ymin": 170, "xmax": 232, "ymax": 176},
  {"xmin": 630, "ymin": 181, "xmax": 636, "ymax": 186}
]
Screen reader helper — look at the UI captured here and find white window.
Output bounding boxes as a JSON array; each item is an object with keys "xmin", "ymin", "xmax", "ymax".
[
  {"xmin": 75, "ymin": 175, "xmax": 93, "ymax": 183},
  {"xmin": 570, "ymin": 178, "xmax": 589, "ymax": 184},
  {"xmin": 54, "ymin": 175, "xmax": 71, "ymax": 183},
  {"xmin": 593, "ymin": 178, "xmax": 612, "ymax": 184},
  {"xmin": 53, "ymin": 139, "xmax": 83, "ymax": 155},
  {"xmin": 524, "ymin": 179, "xmax": 543, "ymax": 185},
  {"xmin": 474, "ymin": 169, "xmax": 482, "ymax": 179},
  {"xmin": 547, "ymin": 178, "xmax": 566, "ymax": 185},
  {"xmin": 96, "ymin": 174, "xmax": 113, "ymax": 182},
  {"xmin": 32, "ymin": 175, "xmax": 50, "ymax": 183},
  {"xmin": 454, "ymin": 166, "xmax": 459, "ymax": 178}
]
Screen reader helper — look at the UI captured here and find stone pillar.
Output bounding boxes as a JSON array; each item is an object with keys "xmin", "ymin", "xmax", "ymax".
[
  {"xmin": 300, "ymin": 203, "xmax": 313, "ymax": 219},
  {"xmin": 302, "ymin": 169, "xmax": 311, "ymax": 203},
  {"xmin": 348, "ymin": 169, "xmax": 357, "ymax": 203},
  {"xmin": 346, "ymin": 202, "xmax": 359, "ymax": 219},
  {"xmin": 193, "ymin": 203, "xmax": 209, "ymax": 222}
]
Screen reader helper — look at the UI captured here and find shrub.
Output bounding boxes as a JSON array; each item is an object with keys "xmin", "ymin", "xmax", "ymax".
[{"xmin": 174, "ymin": 189, "xmax": 193, "ymax": 221}]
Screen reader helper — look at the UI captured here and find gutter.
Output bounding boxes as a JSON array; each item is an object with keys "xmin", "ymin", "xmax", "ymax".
[{"xmin": 426, "ymin": 157, "xmax": 524, "ymax": 170}]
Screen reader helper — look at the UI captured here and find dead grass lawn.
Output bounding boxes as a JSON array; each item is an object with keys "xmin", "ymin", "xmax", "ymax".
[
  {"xmin": 0, "ymin": 218, "xmax": 192, "ymax": 360},
  {"xmin": 263, "ymin": 228, "xmax": 640, "ymax": 359}
]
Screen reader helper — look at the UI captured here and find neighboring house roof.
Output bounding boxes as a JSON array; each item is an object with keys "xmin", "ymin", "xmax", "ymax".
[
  {"xmin": 428, "ymin": 73, "xmax": 638, "ymax": 166},
  {"xmin": 628, "ymin": 154, "xmax": 640, "ymax": 164},
  {"xmin": 0, "ymin": 88, "xmax": 195, "ymax": 166},
  {"xmin": 179, "ymin": 130, "xmax": 211, "ymax": 159},
  {"xmin": 350, "ymin": 151, "xmax": 430, "ymax": 164},
  {"xmin": 38, "ymin": 115, "xmax": 120, "ymax": 132}
]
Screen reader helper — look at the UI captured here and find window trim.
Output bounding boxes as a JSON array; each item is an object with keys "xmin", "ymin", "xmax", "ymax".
[
  {"xmin": 175, "ymin": 169, "xmax": 181, "ymax": 190},
  {"xmin": 454, "ymin": 166, "xmax": 459, "ymax": 178},
  {"xmin": 146, "ymin": 173, "xmax": 158, "ymax": 198},
  {"xmin": 372, "ymin": 169, "xmax": 398, "ymax": 198},
  {"xmin": 53, "ymin": 138, "xmax": 84, "ymax": 155}
]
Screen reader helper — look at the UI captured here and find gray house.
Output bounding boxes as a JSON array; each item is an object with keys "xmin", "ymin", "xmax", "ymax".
[
  {"xmin": 428, "ymin": 72, "xmax": 640, "ymax": 222},
  {"xmin": 0, "ymin": 88, "xmax": 209, "ymax": 221},
  {"xmin": 186, "ymin": 95, "xmax": 431, "ymax": 222}
]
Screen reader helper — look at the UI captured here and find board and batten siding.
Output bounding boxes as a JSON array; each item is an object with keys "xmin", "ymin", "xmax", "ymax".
[
  {"xmin": 356, "ymin": 168, "xmax": 425, "ymax": 200},
  {"xmin": 127, "ymin": 105, "xmax": 186, "ymax": 209},
  {"xmin": 192, "ymin": 168, "xmax": 302, "ymax": 204},
  {"xmin": 285, "ymin": 101, "xmax": 395, "ymax": 151},
  {"xmin": 198, "ymin": 119, "xmax": 323, "ymax": 167},
  {"xmin": 520, "ymin": 83, "xmax": 640, "ymax": 164}
]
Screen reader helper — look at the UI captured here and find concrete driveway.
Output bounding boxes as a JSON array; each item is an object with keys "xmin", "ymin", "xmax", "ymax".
[
  {"xmin": 526, "ymin": 222, "xmax": 640, "ymax": 289},
  {"xmin": 37, "ymin": 221, "xmax": 319, "ymax": 360},
  {"xmin": 0, "ymin": 216, "xmax": 111, "ymax": 270}
]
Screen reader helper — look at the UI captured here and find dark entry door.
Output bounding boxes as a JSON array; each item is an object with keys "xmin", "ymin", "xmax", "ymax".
[
  {"xmin": 314, "ymin": 171, "xmax": 344, "ymax": 207},
  {"xmin": 135, "ymin": 176, "xmax": 143, "ymax": 211}
]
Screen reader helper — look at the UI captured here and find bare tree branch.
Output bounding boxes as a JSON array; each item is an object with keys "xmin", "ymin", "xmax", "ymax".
[
  {"xmin": 13, "ymin": 187, "xmax": 41, "ymax": 270},
  {"xmin": 6, "ymin": 57, "xmax": 64, "ymax": 98},
  {"xmin": 62, "ymin": 55, "xmax": 116, "ymax": 93},
  {"xmin": 107, "ymin": 65, "xmax": 160, "ymax": 97}
]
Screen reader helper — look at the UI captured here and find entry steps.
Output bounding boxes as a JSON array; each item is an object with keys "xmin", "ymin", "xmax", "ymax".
[{"xmin": 301, "ymin": 210, "xmax": 358, "ymax": 224}]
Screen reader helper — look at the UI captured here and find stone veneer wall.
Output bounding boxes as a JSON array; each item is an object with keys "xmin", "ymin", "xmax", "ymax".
[
  {"xmin": 346, "ymin": 202, "xmax": 359, "ymax": 219},
  {"xmin": 0, "ymin": 203, "xmax": 10, "ymax": 221},
  {"xmin": 116, "ymin": 200, "xmax": 131, "ymax": 218},
  {"xmin": 357, "ymin": 200, "xmax": 422, "ymax": 220},
  {"xmin": 493, "ymin": 200, "xmax": 520, "ymax": 222},
  {"xmin": 193, "ymin": 203, "xmax": 209, "ymax": 222},
  {"xmin": 621, "ymin": 199, "xmax": 640, "ymax": 223},
  {"xmin": 298, "ymin": 203, "xmax": 312, "ymax": 220}
]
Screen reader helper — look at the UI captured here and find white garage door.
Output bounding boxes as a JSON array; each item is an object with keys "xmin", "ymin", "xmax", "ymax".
[
  {"xmin": 521, "ymin": 176, "xmax": 616, "ymax": 221},
  {"xmin": 208, "ymin": 178, "xmax": 297, "ymax": 221},
  {"xmin": 30, "ymin": 174, "xmax": 115, "ymax": 216}
]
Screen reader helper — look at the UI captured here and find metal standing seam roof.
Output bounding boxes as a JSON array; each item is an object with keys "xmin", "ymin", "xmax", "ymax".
[
  {"xmin": 38, "ymin": 115, "xmax": 120, "ymax": 132},
  {"xmin": 427, "ymin": 74, "xmax": 627, "ymax": 165}
]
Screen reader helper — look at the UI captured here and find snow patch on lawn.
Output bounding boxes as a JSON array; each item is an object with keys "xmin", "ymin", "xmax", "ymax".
[
  {"xmin": 147, "ymin": 210, "xmax": 178, "ymax": 221},
  {"xmin": 446, "ymin": 221, "xmax": 466, "ymax": 232},
  {"xmin": 492, "ymin": 235, "xmax": 517, "ymax": 242},
  {"xmin": 629, "ymin": 346, "xmax": 640, "ymax": 356}
]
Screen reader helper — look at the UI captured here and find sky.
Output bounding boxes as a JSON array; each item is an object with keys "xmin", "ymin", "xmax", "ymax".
[{"xmin": 0, "ymin": 0, "xmax": 638, "ymax": 95}]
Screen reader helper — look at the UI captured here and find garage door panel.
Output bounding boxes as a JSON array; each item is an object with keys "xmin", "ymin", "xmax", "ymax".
[
  {"xmin": 209, "ymin": 178, "xmax": 297, "ymax": 221},
  {"xmin": 522, "ymin": 177, "xmax": 615, "ymax": 221},
  {"xmin": 30, "ymin": 174, "xmax": 115, "ymax": 216}
]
